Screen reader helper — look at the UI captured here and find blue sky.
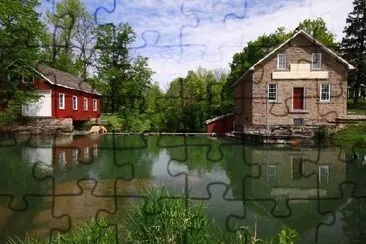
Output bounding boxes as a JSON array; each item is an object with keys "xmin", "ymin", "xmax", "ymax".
[{"xmin": 40, "ymin": 0, "xmax": 354, "ymax": 90}]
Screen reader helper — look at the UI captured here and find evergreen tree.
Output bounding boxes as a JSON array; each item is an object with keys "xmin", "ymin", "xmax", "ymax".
[{"xmin": 341, "ymin": 0, "xmax": 366, "ymax": 104}]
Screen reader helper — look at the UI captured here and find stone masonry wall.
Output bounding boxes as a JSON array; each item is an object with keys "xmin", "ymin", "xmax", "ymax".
[{"xmin": 248, "ymin": 34, "xmax": 348, "ymax": 126}]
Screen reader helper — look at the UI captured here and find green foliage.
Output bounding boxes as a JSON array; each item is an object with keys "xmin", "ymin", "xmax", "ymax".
[
  {"xmin": 123, "ymin": 188, "xmax": 213, "ymax": 243},
  {"xmin": 102, "ymin": 114, "xmax": 124, "ymax": 132},
  {"xmin": 277, "ymin": 226, "xmax": 299, "ymax": 244},
  {"xmin": 332, "ymin": 122, "xmax": 366, "ymax": 149},
  {"xmin": 0, "ymin": 0, "xmax": 46, "ymax": 113},
  {"xmin": 7, "ymin": 218, "xmax": 116, "ymax": 244},
  {"xmin": 341, "ymin": 0, "xmax": 366, "ymax": 104}
]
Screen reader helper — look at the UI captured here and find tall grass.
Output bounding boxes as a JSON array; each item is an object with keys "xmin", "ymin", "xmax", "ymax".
[
  {"xmin": 123, "ymin": 187, "xmax": 213, "ymax": 243},
  {"xmin": 6, "ymin": 218, "xmax": 115, "ymax": 244},
  {"xmin": 9, "ymin": 188, "xmax": 299, "ymax": 244}
]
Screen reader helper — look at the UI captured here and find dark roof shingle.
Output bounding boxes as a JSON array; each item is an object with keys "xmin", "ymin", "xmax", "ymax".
[{"xmin": 35, "ymin": 64, "xmax": 101, "ymax": 95}]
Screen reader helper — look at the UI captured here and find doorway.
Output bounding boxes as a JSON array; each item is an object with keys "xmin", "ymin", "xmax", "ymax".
[{"xmin": 293, "ymin": 87, "xmax": 304, "ymax": 110}]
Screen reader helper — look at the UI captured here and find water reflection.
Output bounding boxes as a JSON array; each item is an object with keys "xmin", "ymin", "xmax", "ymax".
[{"xmin": 0, "ymin": 135, "xmax": 365, "ymax": 243}]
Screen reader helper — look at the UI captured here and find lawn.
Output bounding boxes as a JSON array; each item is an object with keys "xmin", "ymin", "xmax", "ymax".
[
  {"xmin": 332, "ymin": 121, "xmax": 366, "ymax": 149},
  {"xmin": 347, "ymin": 99, "xmax": 366, "ymax": 115}
]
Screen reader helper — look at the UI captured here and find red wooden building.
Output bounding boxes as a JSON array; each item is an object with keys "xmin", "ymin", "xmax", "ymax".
[
  {"xmin": 205, "ymin": 113, "xmax": 234, "ymax": 135},
  {"xmin": 22, "ymin": 64, "xmax": 101, "ymax": 122}
]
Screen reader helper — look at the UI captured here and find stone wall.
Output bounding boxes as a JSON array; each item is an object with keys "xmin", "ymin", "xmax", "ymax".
[
  {"xmin": 234, "ymin": 33, "xmax": 348, "ymax": 127},
  {"xmin": 10, "ymin": 118, "xmax": 74, "ymax": 135}
]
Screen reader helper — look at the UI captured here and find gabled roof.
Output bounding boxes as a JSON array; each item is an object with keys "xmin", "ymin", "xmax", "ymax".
[
  {"xmin": 33, "ymin": 64, "xmax": 101, "ymax": 96},
  {"xmin": 231, "ymin": 30, "xmax": 355, "ymax": 88}
]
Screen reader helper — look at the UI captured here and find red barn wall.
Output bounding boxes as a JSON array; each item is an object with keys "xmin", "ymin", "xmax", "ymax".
[
  {"xmin": 34, "ymin": 79, "xmax": 101, "ymax": 121},
  {"xmin": 206, "ymin": 115, "xmax": 234, "ymax": 135}
]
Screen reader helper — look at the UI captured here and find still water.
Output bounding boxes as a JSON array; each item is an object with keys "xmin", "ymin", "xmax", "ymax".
[{"xmin": 0, "ymin": 134, "xmax": 365, "ymax": 243}]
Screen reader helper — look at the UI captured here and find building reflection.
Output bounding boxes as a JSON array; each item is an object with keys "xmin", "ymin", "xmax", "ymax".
[
  {"xmin": 23, "ymin": 134, "xmax": 101, "ymax": 171},
  {"xmin": 225, "ymin": 145, "xmax": 354, "ymax": 241}
]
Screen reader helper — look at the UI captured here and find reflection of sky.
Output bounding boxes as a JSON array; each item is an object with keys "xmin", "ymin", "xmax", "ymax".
[{"xmin": 38, "ymin": 0, "xmax": 353, "ymax": 89}]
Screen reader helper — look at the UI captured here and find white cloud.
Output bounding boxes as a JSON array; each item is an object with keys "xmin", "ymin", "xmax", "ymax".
[{"xmin": 41, "ymin": 0, "xmax": 354, "ymax": 90}]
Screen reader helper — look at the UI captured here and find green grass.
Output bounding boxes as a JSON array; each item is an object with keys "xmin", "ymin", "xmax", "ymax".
[
  {"xmin": 347, "ymin": 99, "xmax": 366, "ymax": 115},
  {"xmin": 6, "ymin": 218, "xmax": 116, "ymax": 244},
  {"xmin": 332, "ymin": 121, "xmax": 366, "ymax": 149},
  {"xmin": 9, "ymin": 188, "xmax": 299, "ymax": 244}
]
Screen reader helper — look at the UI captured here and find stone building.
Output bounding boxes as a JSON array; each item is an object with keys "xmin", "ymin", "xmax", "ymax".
[{"xmin": 232, "ymin": 30, "xmax": 355, "ymax": 130}]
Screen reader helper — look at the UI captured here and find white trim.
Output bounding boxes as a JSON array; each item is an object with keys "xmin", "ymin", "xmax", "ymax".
[
  {"xmin": 72, "ymin": 96, "xmax": 78, "ymax": 110},
  {"xmin": 93, "ymin": 99, "xmax": 97, "ymax": 111},
  {"xmin": 84, "ymin": 97, "xmax": 88, "ymax": 111},
  {"xmin": 319, "ymin": 84, "xmax": 331, "ymax": 102},
  {"xmin": 277, "ymin": 53, "xmax": 286, "ymax": 69},
  {"xmin": 231, "ymin": 30, "xmax": 355, "ymax": 88},
  {"xmin": 268, "ymin": 84, "xmax": 277, "ymax": 102},
  {"xmin": 59, "ymin": 93, "xmax": 65, "ymax": 110},
  {"xmin": 205, "ymin": 113, "xmax": 233, "ymax": 124}
]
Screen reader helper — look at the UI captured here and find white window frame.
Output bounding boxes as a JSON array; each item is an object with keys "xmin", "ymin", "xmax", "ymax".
[
  {"xmin": 268, "ymin": 84, "xmax": 277, "ymax": 102},
  {"xmin": 84, "ymin": 98, "xmax": 88, "ymax": 111},
  {"xmin": 72, "ymin": 96, "xmax": 78, "ymax": 110},
  {"xmin": 320, "ymin": 84, "xmax": 331, "ymax": 102},
  {"xmin": 59, "ymin": 93, "xmax": 65, "ymax": 109},
  {"xmin": 93, "ymin": 99, "xmax": 97, "ymax": 111},
  {"xmin": 311, "ymin": 53, "xmax": 322, "ymax": 70},
  {"xmin": 277, "ymin": 53, "xmax": 286, "ymax": 69}
]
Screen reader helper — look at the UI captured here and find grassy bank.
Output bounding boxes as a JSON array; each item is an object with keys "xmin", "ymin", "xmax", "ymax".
[
  {"xmin": 9, "ymin": 188, "xmax": 299, "ymax": 244},
  {"xmin": 348, "ymin": 99, "xmax": 366, "ymax": 115},
  {"xmin": 332, "ymin": 122, "xmax": 366, "ymax": 149}
]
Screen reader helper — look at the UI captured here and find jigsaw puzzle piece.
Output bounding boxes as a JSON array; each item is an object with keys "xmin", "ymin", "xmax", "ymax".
[
  {"xmin": 0, "ymin": 195, "xmax": 69, "ymax": 243},
  {"xmin": 51, "ymin": 179, "xmax": 116, "ymax": 241}
]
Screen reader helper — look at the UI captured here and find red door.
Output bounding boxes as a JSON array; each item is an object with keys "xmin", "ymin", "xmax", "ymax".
[{"xmin": 293, "ymin": 88, "xmax": 304, "ymax": 110}]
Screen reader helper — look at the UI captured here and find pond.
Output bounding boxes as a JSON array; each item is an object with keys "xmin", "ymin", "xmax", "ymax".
[{"xmin": 0, "ymin": 134, "xmax": 365, "ymax": 243}]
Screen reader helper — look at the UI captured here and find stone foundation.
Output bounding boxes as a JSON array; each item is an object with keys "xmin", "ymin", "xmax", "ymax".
[{"xmin": 9, "ymin": 118, "xmax": 74, "ymax": 135}]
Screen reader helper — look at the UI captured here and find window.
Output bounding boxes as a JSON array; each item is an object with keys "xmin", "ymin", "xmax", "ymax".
[
  {"xmin": 58, "ymin": 152, "xmax": 66, "ymax": 168},
  {"xmin": 84, "ymin": 98, "xmax": 88, "ymax": 111},
  {"xmin": 320, "ymin": 84, "xmax": 331, "ymax": 102},
  {"xmin": 59, "ymin": 93, "xmax": 65, "ymax": 109},
  {"xmin": 293, "ymin": 118, "xmax": 304, "ymax": 126},
  {"xmin": 93, "ymin": 144, "xmax": 98, "ymax": 157},
  {"xmin": 84, "ymin": 147, "xmax": 89, "ymax": 160},
  {"xmin": 312, "ymin": 53, "xmax": 322, "ymax": 69},
  {"xmin": 268, "ymin": 84, "xmax": 277, "ymax": 102},
  {"xmin": 318, "ymin": 165, "xmax": 330, "ymax": 184},
  {"xmin": 72, "ymin": 149, "xmax": 79, "ymax": 164},
  {"xmin": 266, "ymin": 165, "xmax": 277, "ymax": 183},
  {"xmin": 93, "ymin": 99, "xmax": 97, "ymax": 111},
  {"xmin": 277, "ymin": 53, "xmax": 286, "ymax": 69},
  {"xmin": 72, "ymin": 96, "xmax": 78, "ymax": 110}
]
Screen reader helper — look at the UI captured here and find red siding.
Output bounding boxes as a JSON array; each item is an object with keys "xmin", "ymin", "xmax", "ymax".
[
  {"xmin": 34, "ymin": 79, "xmax": 101, "ymax": 121},
  {"xmin": 206, "ymin": 115, "xmax": 234, "ymax": 135},
  {"xmin": 53, "ymin": 135, "xmax": 100, "ymax": 169}
]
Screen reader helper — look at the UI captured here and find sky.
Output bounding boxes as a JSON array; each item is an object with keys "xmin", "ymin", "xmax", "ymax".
[{"xmin": 40, "ymin": 0, "xmax": 354, "ymax": 90}]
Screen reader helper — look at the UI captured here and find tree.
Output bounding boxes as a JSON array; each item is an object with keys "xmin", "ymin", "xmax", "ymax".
[
  {"xmin": 341, "ymin": 0, "xmax": 366, "ymax": 104},
  {"xmin": 46, "ymin": 0, "xmax": 91, "ymax": 75},
  {"xmin": 296, "ymin": 18, "xmax": 338, "ymax": 50},
  {"xmin": 0, "ymin": 0, "xmax": 46, "ymax": 124}
]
